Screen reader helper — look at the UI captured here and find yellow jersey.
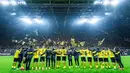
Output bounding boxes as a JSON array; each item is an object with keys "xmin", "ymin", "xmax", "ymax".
[
  {"xmin": 108, "ymin": 50, "xmax": 115, "ymax": 57},
  {"xmin": 39, "ymin": 48, "xmax": 46, "ymax": 56},
  {"xmin": 56, "ymin": 49, "xmax": 62, "ymax": 56},
  {"xmin": 33, "ymin": 50, "xmax": 39, "ymax": 58},
  {"xmin": 98, "ymin": 50, "xmax": 105, "ymax": 58},
  {"xmin": 14, "ymin": 50, "xmax": 20, "ymax": 58},
  {"xmin": 79, "ymin": 49, "xmax": 86, "ymax": 57},
  {"xmin": 61, "ymin": 49, "xmax": 67, "ymax": 56},
  {"xmin": 104, "ymin": 50, "xmax": 109, "ymax": 58},
  {"xmin": 86, "ymin": 50, "xmax": 92, "ymax": 57}
]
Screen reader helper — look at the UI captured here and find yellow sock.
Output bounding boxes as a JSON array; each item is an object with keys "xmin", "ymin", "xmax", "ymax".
[
  {"xmin": 109, "ymin": 66, "xmax": 111, "ymax": 68},
  {"xmin": 114, "ymin": 66, "xmax": 116, "ymax": 69},
  {"xmin": 96, "ymin": 65, "xmax": 98, "ymax": 68},
  {"xmin": 103, "ymin": 66, "xmax": 104, "ymax": 68},
  {"xmin": 90, "ymin": 66, "xmax": 92, "ymax": 68},
  {"xmin": 84, "ymin": 66, "xmax": 86, "ymax": 68},
  {"xmin": 63, "ymin": 66, "xmax": 66, "ymax": 68},
  {"xmin": 101, "ymin": 66, "xmax": 104, "ymax": 69}
]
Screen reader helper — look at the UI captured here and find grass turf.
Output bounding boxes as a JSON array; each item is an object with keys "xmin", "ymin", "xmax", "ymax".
[{"xmin": 0, "ymin": 56, "xmax": 130, "ymax": 73}]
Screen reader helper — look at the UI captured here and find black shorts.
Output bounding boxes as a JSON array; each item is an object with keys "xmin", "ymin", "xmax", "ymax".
[
  {"xmin": 40, "ymin": 57, "xmax": 45, "ymax": 62},
  {"xmin": 18, "ymin": 57, "xmax": 23, "ymax": 63},
  {"xmin": 62, "ymin": 56, "xmax": 66, "ymax": 61},
  {"xmin": 23, "ymin": 60, "xmax": 26, "ymax": 63},
  {"xmin": 14, "ymin": 58, "xmax": 19, "ymax": 62},
  {"xmin": 34, "ymin": 58, "xmax": 38, "ymax": 62},
  {"xmin": 81, "ymin": 57, "xmax": 86, "ymax": 62},
  {"xmin": 111, "ymin": 57, "xmax": 116, "ymax": 63},
  {"xmin": 116, "ymin": 58, "xmax": 121, "ymax": 63},
  {"xmin": 104, "ymin": 58, "xmax": 109, "ymax": 62},
  {"xmin": 88, "ymin": 57, "xmax": 92, "ymax": 62},
  {"xmin": 93, "ymin": 57, "xmax": 98, "ymax": 62},
  {"xmin": 57, "ymin": 56, "xmax": 61, "ymax": 61},
  {"xmin": 99, "ymin": 58, "xmax": 103, "ymax": 62}
]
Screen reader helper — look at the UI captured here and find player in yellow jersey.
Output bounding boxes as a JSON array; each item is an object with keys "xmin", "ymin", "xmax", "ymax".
[
  {"xmin": 56, "ymin": 46, "xmax": 62, "ymax": 68},
  {"xmin": 79, "ymin": 48, "xmax": 87, "ymax": 68},
  {"xmin": 32, "ymin": 47, "xmax": 39, "ymax": 70},
  {"xmin": 12, "ymin": 49, "xmax": 21, "ymax": 69},
  {"xmin": 104, "ymin": 49, "xmax": 109, "ymax": 68},
  {"xmin": 98, "ymin": 49, "xmax": 105, "ymax": 69},
  {"xmin": 108, "ymin": 49, "xmax": 116, "ymax": 69},
  {"xmin": 39, "ymin": 46, "xmax": 46, "ymax": 70},
  {"xmin": 61, "ymin": 47, "xmax": 67, "ymax": 68},
  {"xmin": 86, "ymin": 48, "xmax": 93, "ymax": 69}
]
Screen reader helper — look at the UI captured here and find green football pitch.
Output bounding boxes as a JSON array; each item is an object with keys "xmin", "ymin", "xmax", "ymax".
[{"xmin": 0, "ymin": 56, "xmax": 130, "ymax": 73}]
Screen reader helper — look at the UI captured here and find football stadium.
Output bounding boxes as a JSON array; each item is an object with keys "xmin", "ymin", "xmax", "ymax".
[{"xmin": 0, "ymin": 0, "xmax": 130, "ymax": 73}]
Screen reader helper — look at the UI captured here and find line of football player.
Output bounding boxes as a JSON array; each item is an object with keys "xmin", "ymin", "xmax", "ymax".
[{"xmin": 12, "ymin": 46, "xmax": 124, "ymax": 70}]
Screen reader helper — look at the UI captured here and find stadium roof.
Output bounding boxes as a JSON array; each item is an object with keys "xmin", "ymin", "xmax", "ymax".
[{"xmin": 0, "ymin": 0, "xmax": 130, "ymax": 46}]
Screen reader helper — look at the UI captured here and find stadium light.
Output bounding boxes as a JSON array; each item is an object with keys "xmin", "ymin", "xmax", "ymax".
[
  {"xmin": 111, "ymin": 0, "xmax": 119, "ymax": 6},
  {"xmin": 18, "ymin": 1, "xmax": 26, "ymax": 5},
  {"xmin": 1, "ymin": 1, "xmax": 10, "ymax": 6},
  {"xmin": 20, "ymin": 17, "xmax": 33, "ymax": 24},
  {"xmin": 88, "ymin": 17, "xmax": 100, "ymax": 24},
  {"xmin": 75, "ymin": 16, "xmax": 102, "ymax": 25},
  {"xmin": 10, "ymin": 1, "xmax": 17, "ymax": 6},
  {"xmin": 34, "ymin": 18, "xmax": 43, "ymax": 24},
  {"xmin": 77, "ymin": 18, "xmax": 87, "ymax": 24},
  {"xmin": 103, "ymin": 0, "xmax": 110, "ymax": 5},
  {"xmin": 94, "ymin": 1, "xmax": 102, "ymax": 5},
  {"xmin": 21, "ymin": 1, "xmax": 26, "ymax": 5},
  {"xmin": 94, "ymin": 0, "xmax": 120, "ymax": 6},
  {"xmin": 94, "ymin": 1, "xmax": 99, "ymax": 4},
  {"xmin": 0, "ymin": 0, "xmax": 26, "ymax": 6}
]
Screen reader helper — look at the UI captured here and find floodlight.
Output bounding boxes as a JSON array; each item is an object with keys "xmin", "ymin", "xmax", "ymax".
[
  {"xmin": 21, "ymin": 1, "xmax": 26, "ymax": 5},
  {"xmin": 20, "ymin": 17, "xmax": 33, "ymax": 24},
  {"xmin": 18, "ymin": 1, "xmax": 26, "ymax": 5},
  {"xmin": 77, "ymin": 18, "xmax": 87, "ymax": 24},
  {"xmin": 1, "ymin": 1, "xmax": 9, "ymax": 6},
  {"xmin": 94, "ymin": 1, "xmax": 102, "ymax": 4},
  {"xmin": 88, "ymin": 17, "xmax": 100, "ymax": 24},
  {"xmin": 103, "ymin": 0, "xmax": 110, "ymax": 5},
  {"xmin": 10, "ymin": 1, "xmax": 17, "ymax": 5},
  {"xmin": 111, "ymin": 0, "xmax": 119, "ymax": 6},
  {"xmin": 34, "ymin": 18, "xmax": 43, "ymax": 24}
]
